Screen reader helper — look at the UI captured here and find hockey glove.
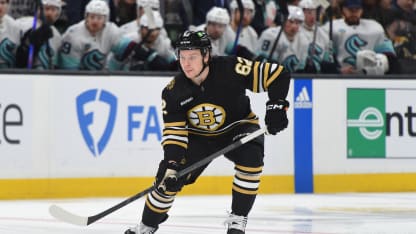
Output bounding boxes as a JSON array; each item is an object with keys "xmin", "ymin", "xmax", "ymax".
[
  {"xmin": 265, "ymin": 99, "xmax": 289, "ymax": 135},
  {"xmin": 132, "ymin": 44, "xmax": 158, "ymax": 62},
  {"xmin": 29, "ymin": 24, "xmax": 53, "ymax": 49},
  {"xmin": 320, "ymin": 61, "xmax": 339, "ymax": 74},
  {"xmin": 156, "ymin": 160, "xmax": 184, "ymax": 193}
]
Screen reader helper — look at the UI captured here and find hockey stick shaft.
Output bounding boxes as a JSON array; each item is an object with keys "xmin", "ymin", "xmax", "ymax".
[
  {"xmin": 27, "ymin": 0, "xmax": 40, "ymax": 69},
  {"xmin": 268, "ymin": 0, "xmax": 288, "ymax": 60},
  {"xmin": 231, "ymin": 0, "xmax": 244, "ymax": 54},
  {"xmin": 50, "ymin": 127, "xmax": 267, "ymax": 226}
]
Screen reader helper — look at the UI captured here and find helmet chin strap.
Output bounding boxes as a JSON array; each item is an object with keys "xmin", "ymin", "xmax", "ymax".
[{"xmin": 193, "ymin": 59, "xmax": 209, "ymax": 79}]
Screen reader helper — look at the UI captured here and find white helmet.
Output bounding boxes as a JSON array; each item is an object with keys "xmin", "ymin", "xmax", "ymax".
[
  {"xmin": 85, "ymin": 0, "xmax": 110, "ymax": 17},
  {"xmin": 230, "ymin": 0, "xmax": 255, "ymax": 16},
  {"xmin": 140, "ymin": 10, "xmax": 163, "ymax": 29},
  {"xmin": 42, "ymin": 0, "xmax": 62, "ymax": 16},
  {"xmin": 136, "ymin": 0, "xmax": 160, "ymax": 10},
  {"xmin": 299, "ymin": 0, "xmax": 318, "ymax": 9},
  {"xmin": 288, "ymin": 5, "xmax": 304, "ymax": 21},
  {"xmin": 206, "ymin": 7, "xmax": 230, "ymax": 25},
  {"xmin": 42, "ymin": 0, "xmax": 62, "ymax": 8}
]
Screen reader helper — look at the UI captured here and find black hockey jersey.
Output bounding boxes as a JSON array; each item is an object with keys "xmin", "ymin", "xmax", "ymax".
[{"xmin": 161, "ymin": 56, "xmax": 290, "ymax": 162}]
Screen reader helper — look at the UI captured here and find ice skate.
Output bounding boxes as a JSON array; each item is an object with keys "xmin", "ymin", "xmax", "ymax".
[
  {"xmin": 124, "ymin": 222, "xmax": 157, "ymax": 234},
  {"xmin": 224, "ymin": 213, "xmax": 247, "ymax": 234}
]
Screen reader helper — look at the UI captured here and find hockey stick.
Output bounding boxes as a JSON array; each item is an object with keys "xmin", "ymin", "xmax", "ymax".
[
  {"xmin": 231, "ymin": 0, "xmax": 244, "ymax": 54},
  {"xmin": 38, "ymin": 0, "xmax": 54, "ymax": 70},
  {"xmin": 49, "ymin": 127, "xmax": 267, "ymax": 226},
  {"xmin": 27, "ymin": 0, "xmax": 40, "ymax": 69},
  {"xmin": 267, "ymin": 0, "xmax": 288, "ymax": 61},
  {"xmin": 27, "ymin": 0, "xmax": 53, "ymax": 69}
]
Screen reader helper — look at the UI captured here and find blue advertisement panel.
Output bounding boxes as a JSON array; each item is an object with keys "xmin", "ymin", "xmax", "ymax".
[{"xmin": 294, "ymin": 79, "xmax": 313, "ymax": 193}]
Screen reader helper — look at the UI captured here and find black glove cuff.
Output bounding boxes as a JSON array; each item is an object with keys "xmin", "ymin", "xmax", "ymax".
[{"xmin": 266, "ymin": 99, "xmax": 290, "ymax": 111}]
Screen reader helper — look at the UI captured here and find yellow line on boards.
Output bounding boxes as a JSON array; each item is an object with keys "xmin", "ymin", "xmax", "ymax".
[{"xmin": 0, "ymin": 175, "xmax": 294, "ymax": 199}]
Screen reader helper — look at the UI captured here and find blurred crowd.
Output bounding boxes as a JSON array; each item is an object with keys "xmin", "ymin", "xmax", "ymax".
[{"xmin": 1, "ymin": 0, "xmax": 416, "ymax": 74}]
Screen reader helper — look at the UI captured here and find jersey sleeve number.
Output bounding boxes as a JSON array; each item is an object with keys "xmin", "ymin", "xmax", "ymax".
[{"xmin": 235, "ymin": 57, "xmax": 253, "ymax": 76}]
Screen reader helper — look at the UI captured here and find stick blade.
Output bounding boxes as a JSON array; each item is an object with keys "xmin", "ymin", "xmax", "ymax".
[{"xmin": 49, "ymin": 204, "xmax": 88, "ymax": 226}]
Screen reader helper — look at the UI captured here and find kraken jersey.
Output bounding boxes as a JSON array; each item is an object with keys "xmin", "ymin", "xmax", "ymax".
[
  {"xmin": 107, "ymin": 30, "xmax": 176, "ymax": 71},
  {"xmin": 256, "ymin": 26, "xmax": 310, "ymax": 72},
  {"xmin": 161, "ymin": 56, "xmax": 290, "ymax": 162},
  {"xmin": 299, "ymin": 24, "xmax": 333, "ymax": 71},
  {"xmin": 59, "ymin": 20, "xmax": 129, "ymax": 70},
  {"xmin": 325, "ymin": 19, "xmax": 395, "ymax": 68},
  {"xmin": 224, "ymin": 25, "xmax": 257, "ymax": 53},
  {"xmin": 0, "ymin": 15, "xmax": 21, "ymax": 68}
]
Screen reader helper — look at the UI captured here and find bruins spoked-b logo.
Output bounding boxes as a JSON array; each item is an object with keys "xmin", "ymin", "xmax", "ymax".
[{"xmin": 187, "ymin": 103, "xmax": 225, "ymax": 131}]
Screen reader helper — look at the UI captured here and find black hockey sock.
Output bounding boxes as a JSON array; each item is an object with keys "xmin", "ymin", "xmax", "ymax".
[{"xmin": 231, "ymin": 190, "xmax": 257, "ymax": 216}]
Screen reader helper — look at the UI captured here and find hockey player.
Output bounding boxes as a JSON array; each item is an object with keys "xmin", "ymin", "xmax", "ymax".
[
  {"xmin": 58, "ymin": 0, "xmax": 132, "ymax": 70},
  {"xmin": 225, "ymin": 0, "xmax": 258, "ymax": 55},
  {"xmin": 0, "ymin": 0, "xmax": 21, "ymax": 68},
  {"xmin": 193, "ymin": 6, "xmax": 234, "ymax": 56},
  {"xmin": 16, "ymin": 0, "xmax": 63, "ymax": 69},
  {"xmin": 119, "ymin": 0, "xmax": 168, "ymax": 38},
  {"xmin": 108, "ymin": 10, "xmax": 176, "ymax": 71},
  {"xmin": 256, "ymin": 5, "xmax": 310, "ymax": 72},
  {"xmin": 124, "ymin": 30, "xmax": 290, "ymax": 234},
  {"xmin": 328, "ymin": 0, "xmax": 397, "ymax": 74},
  {"xmin": 298, "ymin": 0, "xmax": 336, "ymax": 73}
]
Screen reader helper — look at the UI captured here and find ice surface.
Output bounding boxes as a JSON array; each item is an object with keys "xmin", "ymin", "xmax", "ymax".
[{"xmin": 1, "ymin": 193, "xmax": 416, "ymax": 234}]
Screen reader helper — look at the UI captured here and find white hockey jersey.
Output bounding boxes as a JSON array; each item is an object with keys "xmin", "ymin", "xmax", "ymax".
[
  {"xmin": 0, "ymin": 15, "xmax": 21, "ymax": 68},
  {"xmin": 194, "ymin": 23, "xmax": 235, "ymax": 56},
  {"xmin": 299, "ymin": 24, "xmax": 333, "ymax": 71},
  {"xmin": 224, "ymin": 25, "xmax": 257, "ymax": 53},
  {"xmin": 108, "ymin": 30, "xmax": 176, "ymax": 70},
  {"xmin": 59, "ymin": 20, "xmax": 128, "ymax": 70},
  {"xmin": 256, "ymin": 26, "xmax": 310, "ymax": 72},
  {"xmin": 326, "ymin": 19, "xmax": 395, "ymax": 68},
  {"xmin": 16, "ymin": 16, "xmax": 62, "ymax": 69}
]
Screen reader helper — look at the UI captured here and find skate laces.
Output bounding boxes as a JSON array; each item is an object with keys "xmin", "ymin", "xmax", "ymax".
[{"xmin": 224, "ymin": 212, "xmax": 247, "ymax": 231}]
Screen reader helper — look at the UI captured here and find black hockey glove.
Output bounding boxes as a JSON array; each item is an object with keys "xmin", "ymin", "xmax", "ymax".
[
  {"xmin": 29, "ymin": 24, "xmax": 53, "ymax": 49},
  {"xmin": 132, "ymin": 44, "xmax": 158, "ymax": 62},
  {"xmin": 296, "ymin": 58, "xmax": 318, "ymax": 74},
  {"xmin": 156, "ymin": 160, "xmax": 184, "ymax": 193},
  {"xmin": 265, "ymin": 99, "xmax": 289, "ymax": 135},
  {"xmin": 320, "ymin": 61, "xmax": 339, "ymax": 74}
]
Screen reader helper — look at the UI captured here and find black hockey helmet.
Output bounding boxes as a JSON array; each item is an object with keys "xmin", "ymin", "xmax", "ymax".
[{"xmin": 175, "ymin": 30, "xmax": 212, "ymax": 56}]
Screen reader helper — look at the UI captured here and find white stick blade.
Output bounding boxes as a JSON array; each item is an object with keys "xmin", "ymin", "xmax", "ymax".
[{"xmin": 49, "ymin": 204, "xmax": 88, "ymax": 226}]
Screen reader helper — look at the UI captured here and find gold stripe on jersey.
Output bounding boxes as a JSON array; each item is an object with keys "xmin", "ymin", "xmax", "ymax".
[
  {"xmin": 253, "ymin": 61, "xmax": 260, "ymax": 93},
  {"xmin": 164, "ymin": 121, "xmax": 186, "ymax": 127},
  {"xmin": 251, "ymin": 62, "xmax": 284, "ymax": 93},
  {"xmin": 161, "ymin": 140, "xmax": 188, "ymax": 149},
  {"xmin": 262, "ymin": 62, "xmax": 270, "ymax": 92},
  {"xmin": 162, "ymin": 129, "xmax": 188, "ymax": 136},
  {"xmin": 162, "ymin": 122, "xmax": 189, "ymax": 149},
  {"xmin": 266, "ymin": 64, "xmax": 284, "ymax": 88}
]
